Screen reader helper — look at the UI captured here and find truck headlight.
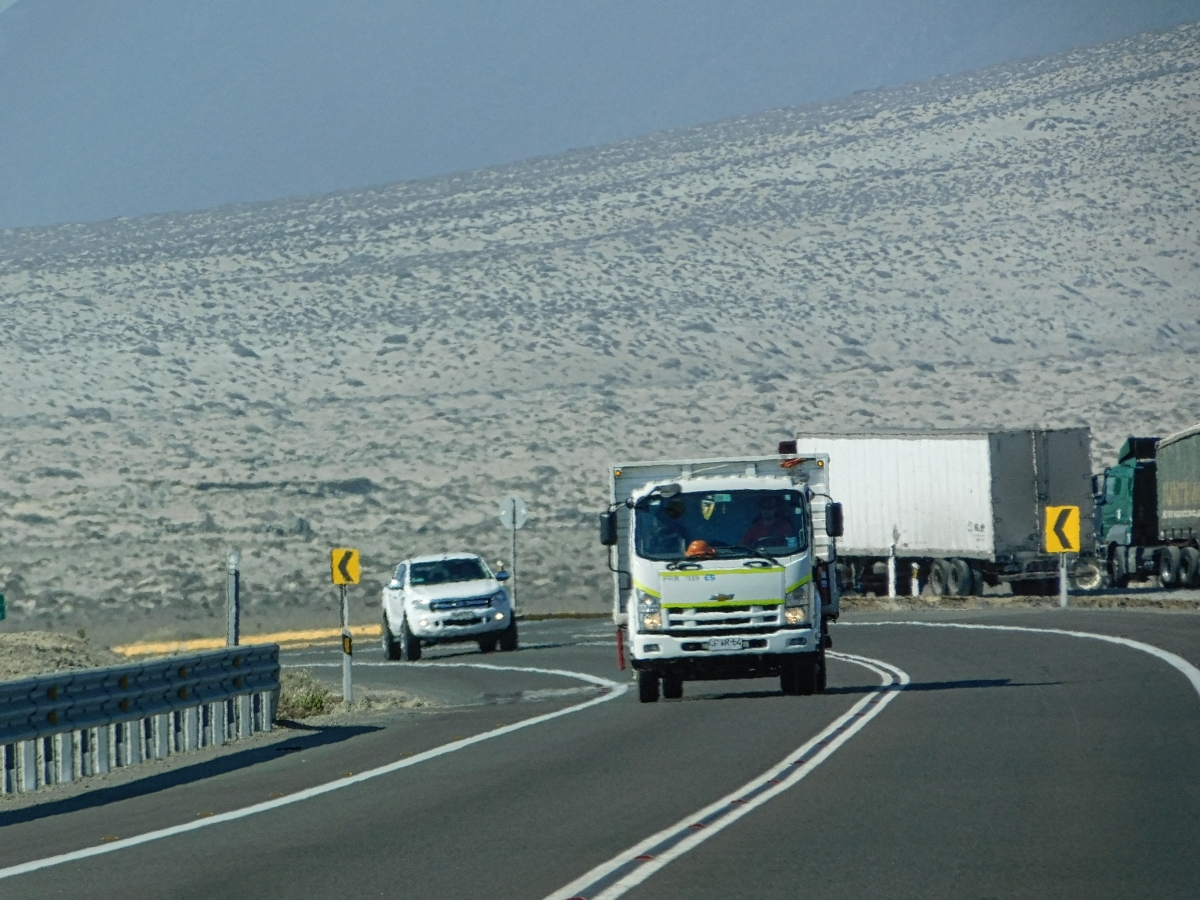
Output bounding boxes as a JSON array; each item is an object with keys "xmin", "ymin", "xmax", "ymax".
[
  {"xmin": 637, "ymin": 590, "xmax": 662, "ymax": 632},
  {"xmin": 784, "ymin": 607, "xmax": 807, "ymax": 626}
]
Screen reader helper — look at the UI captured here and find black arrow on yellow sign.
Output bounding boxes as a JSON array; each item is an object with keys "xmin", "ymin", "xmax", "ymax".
[
  {"xmin": 1052, "ymin": 508, "xmax": 1073, "ymax": 551},
  {"xmin": 337, "ymin": 551, "xmax": 353, "ymax": 582}
]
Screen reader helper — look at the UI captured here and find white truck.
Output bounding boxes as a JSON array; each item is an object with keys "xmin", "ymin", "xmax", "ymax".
[
  {"xmin": 599, "ymin": 453, "xmax": 843, "ymax": 702},
  {"xmin": 791, "ymin": 429, "xmax": 1099, "ymax": 596}
]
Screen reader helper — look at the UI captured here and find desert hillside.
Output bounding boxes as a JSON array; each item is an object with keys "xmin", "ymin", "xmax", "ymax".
[{"xmin": 0, "ymin": 22, "xmax": 1197, "ymax": 641}]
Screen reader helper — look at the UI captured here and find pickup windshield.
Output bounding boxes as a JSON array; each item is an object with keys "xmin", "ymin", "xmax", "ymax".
[
  {"xmin": 634, "ymin": 489, "xmax": 808, "ymax": 561},
  {"xmin": 409, "ymin": 558, "xmax": 489, "ymax": 585}
]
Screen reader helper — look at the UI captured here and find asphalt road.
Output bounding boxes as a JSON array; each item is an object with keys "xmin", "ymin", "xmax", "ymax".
[{"xmin": 2, "ymin": 609, "xmax": 1199, "ymax": 899}]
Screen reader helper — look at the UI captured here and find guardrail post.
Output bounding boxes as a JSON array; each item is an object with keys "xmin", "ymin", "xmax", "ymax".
[
  {"xmin": 3, "ymin": 744, "xmax": 13, "ymax": 793},
  {"xmin": 41, "ymin": 737, "xmax": 53, "ymax": 786},
  {"xmin": 211, "ymin": 701, "xmax": 227, "ymax": 746},
  {"xmin": 100, "ymin": 726, "xmax": 113, "ymax": 773},
  {"xmin": 183, "ymin": 706, "xmax": 200, "ymax": 751},
  {"xmin": 237, "ymin": 694, "xmax": 252, "ymax": 739},
  {"xmin": 152, "ymin": 714, "xmax": 170, "ymax": 759},
  {"xmin": 261, "ymin": 691, "xmax": 276, "ymax": 732},
  {"xmin": 19, "ymin": 740, "xmax": 35, "ymax": 791},
  {"xmin": 56, "ymin": 732, "xmax": 75, "ymax": 783}
]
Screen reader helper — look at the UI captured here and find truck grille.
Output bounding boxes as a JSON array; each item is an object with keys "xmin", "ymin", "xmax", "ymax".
[
  {"xmin": 430, "ymin": 596, "xmax": 491, "ymax": 611},
  {"xmin": 664, "ymin": 605, "xmax": 782, "ymax": 632}
]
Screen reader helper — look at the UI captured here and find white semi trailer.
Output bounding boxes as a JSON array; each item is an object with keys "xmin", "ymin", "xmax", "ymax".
[
  {"xmin": 599, "ymin": 453, "xmax": 843, "ymax": 702},
  {"xmin": 790, "ymin": 429, "xmax": 1099, "ymax": 596}
]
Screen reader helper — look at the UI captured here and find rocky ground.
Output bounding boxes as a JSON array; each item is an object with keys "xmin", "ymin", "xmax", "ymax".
[{"xmin": 0, "ymin": 21, "xmax": 1197, "ymax": 647}]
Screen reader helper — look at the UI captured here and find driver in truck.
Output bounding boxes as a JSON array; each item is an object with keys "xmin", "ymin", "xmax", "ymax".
[{"xmin": 741, "ymin": 494, "xmax": 794, "ymax": 547}]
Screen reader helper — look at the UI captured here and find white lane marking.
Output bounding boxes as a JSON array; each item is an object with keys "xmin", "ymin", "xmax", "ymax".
[
  {"xmin": 841, "ymin": 621, "xmax": 1200, "ymax": 702},
  {"xmin": 543, "ymin": 651, "xmax": 909, "ymax": 900},
  {"xmin": 0, "ymin": 664, "xmax": 626, "ymax": 882}
]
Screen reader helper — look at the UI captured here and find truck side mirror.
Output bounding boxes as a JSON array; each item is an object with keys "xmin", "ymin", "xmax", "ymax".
[
  {"xmin": 599, "ymin": 509, "xmax": 618, "ymax": 546},
  {"xmin": 825, "ymin": 502, "xmax": 844, "ymax": 538}
]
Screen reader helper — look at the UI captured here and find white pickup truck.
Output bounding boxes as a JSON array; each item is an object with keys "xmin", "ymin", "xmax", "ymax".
[
  {"xmin": 381, "ymin": 553, "xmax": 517, "ymax": 661},
  {"xmin": 599, "ymin": 453, "xmax": 842, "ymax": 702}
]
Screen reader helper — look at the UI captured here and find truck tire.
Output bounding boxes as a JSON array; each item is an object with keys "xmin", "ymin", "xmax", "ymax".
[
  {"xmin": 970, "ymin": 567, "xmax": 985, "ymax": 596},
  {"xmin": 817, "ymin": 649, "xmax": 827, "ymax": 693},
  {"xmin": 382, "ymin": 616, "xmax": 401, "ymax": 661},
  {"xmin": 662, "ymin": 674, "xmax": 684, "ymax": 700},
  {"xmin": 797, "ymin": 657, "xmax": 818, "ymax": 695},
  {"xmin": 1070, "ymin": 559, "xmax": 1104, "ymax": 591},
  {"xmin": 1158, "ymin": 547, "xmax": 1182, "ymax": 588},
  {"xmin": 947, "ymin": 559, "xmax": 971, "ymax": 596},
  {"xmin": 1108, "ymin": 545, "xmax": 1130, "ymax": 589},
  {"xmin": 498, "ymin": 617, "xmax": 519, "ymax": 651},
  {"xmin": 638, "ymin": 671, "xmax": 660, "ymax": 703},
  {"xmin": 478, "ymin": 635, "xmax": 497, "ymax": 653},
  {"xmin": 929, "ymin": 559, "xmax": 950, "ymax": 596},
  {"xmin": 399, "ymin": 615, "xmax": 422, "ymax": 662},
  {"xmin": 1179, "ymin": 547, "xmax": 1200, "ymax": 588}
]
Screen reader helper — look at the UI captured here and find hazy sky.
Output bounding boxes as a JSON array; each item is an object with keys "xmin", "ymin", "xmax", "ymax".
[{"xmin": 1, "ymin": 0, "xmax": 1198, "ymax": 230}]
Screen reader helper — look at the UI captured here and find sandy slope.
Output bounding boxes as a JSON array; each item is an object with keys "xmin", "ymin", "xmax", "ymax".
[{"xmin": 0, "ymin": 22, "xmax": 1197, "ymax": 643}]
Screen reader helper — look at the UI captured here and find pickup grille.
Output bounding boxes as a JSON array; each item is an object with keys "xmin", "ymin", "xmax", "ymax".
[
  {"xmin": 664, "ymin": 605, "xmax": 782, "ymax": 632},
  {"xmin": 430, "ymin": 596, "xmax": 491, "ymax": 611}
]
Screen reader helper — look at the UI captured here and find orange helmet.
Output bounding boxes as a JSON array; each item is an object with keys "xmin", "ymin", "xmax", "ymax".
[{"xmin": 685, "ymin": 540, "xmax": 716, "ymax": 560}]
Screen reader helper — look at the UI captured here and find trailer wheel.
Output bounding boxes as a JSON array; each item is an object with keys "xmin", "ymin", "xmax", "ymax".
[
  {"xmin": 1158, "ymin": 547, "xmax": 1182, "ymax": 589},
  {"xmin": 929, "ymin": 559, "xmax": 950, "ymax": 596},
  {"xmin": 637, "ymin": 671, "xmax": 660, "ymax": 703},
  {"xmin": 969, "ymin": 567, "xmax": 985, "ymax": 596},
  {"xmin": 662, "ymin": 675, "xmax": 683, "ymax": 700},
  {"xmin": 947, "ymin": 559, "xmax": 971, "ymax": 596},
  {"xmin": 1179, "ymin": 547, "xmax": 1200, "ymax": 588}
]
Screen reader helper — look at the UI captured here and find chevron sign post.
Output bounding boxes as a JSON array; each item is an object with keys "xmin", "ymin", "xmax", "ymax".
[
  {"xmin": 331, "ymin": 547, "xmax": 361, "ymax": 703},
  {"xmin": 1044, "ymin": 506, "xmax": 1080, "ymax": 608}
]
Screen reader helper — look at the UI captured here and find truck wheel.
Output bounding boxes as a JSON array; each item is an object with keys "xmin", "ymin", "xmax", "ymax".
[
  {"xmin": 1108, "ymin": 545, "xmax": 1130, "ymax": 589},
  {"xmin": 1158, "ymin": 547, "xmax": 1182, "ymax": 588},
  {"xmin": 947, "ymin": 559, "xmax": 971, "ymax": 596},
  {"xmin": 637, "ymin": 671, "xmax": 660, "ymax": 703},
  {"xmin": 780, "ymin": 662, "xmax": 799, "ymax": 695},
  {"xmin": 929, "ymin": 559, "xmax": 950, "ymax": 596},
  {"xmin": 399, "ymin": 615, "xmax": 422, "ymax": 662},
  {"xmin": 969, "ymin": 567, "xmax": 985, "ymax": 596},
  {"xmin": 1179, "ymin": 547, "xmax": 1200, "ymax": 588},
  {"xmin": 662, "ymin": 675, "xmax": 683, "ymax": 700},
  {"xmin": 1071, "ymin": 559, "xmax": 1104, "ymax": 591},
  {"xmin": 478, "ymin": 636, "xmax": 497, "ymax": 653},
  {"xmin": 797, "ymin": 658, "xmax": 818, "ymax": 695},
  {"xmin": 817, "ymin": 650, "xmax": 827, "ymax": 693},
  {"xmin": 382, "ymin": 616, "xmax": 401, "ymax": 661},
  {"xmin": 498, "ymin": 617, "xmax": 519, "ymax": 651}
]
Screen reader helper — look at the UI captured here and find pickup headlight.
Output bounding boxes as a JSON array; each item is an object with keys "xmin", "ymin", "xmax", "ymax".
[{"xmin": 637, "ymin": 589, "xmax": 663, "ymax": 632}]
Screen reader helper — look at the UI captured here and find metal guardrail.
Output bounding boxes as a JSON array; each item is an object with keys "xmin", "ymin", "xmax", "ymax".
[{"xmin": 0, "ymin": 644, "xmax": 280, "ymax": 794}]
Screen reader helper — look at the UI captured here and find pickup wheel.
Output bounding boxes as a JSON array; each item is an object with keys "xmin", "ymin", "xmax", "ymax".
[
  {"xmin": 637, "ymin": 671, "xmax": 660, "ymax": 703},
  {"xmin": 399, "ymin": 615, "xmax": 422, "ymax": 662},
  {"xmin": 498, "ymin": 617, "xmax": 519, "ymax": 651},
  {"xmin": 478, "ymin": 636, "xmax": 497, "ymax": 653},
  {"xmin": 662, "ymin": 674, "xmax": 683, "ymax": 700},
  {"xmin": 382, "ymin": 616, "xmax": 401, "ymax": 661}
]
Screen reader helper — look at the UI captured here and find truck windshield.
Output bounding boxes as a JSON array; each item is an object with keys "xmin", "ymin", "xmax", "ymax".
[
  {"xmin": 410, "ymin": 558, "xmax": 489, "ymax": 585},
  {"xmin": 634, "ymin": 489, "xmax": 808, "ymax": 561}
]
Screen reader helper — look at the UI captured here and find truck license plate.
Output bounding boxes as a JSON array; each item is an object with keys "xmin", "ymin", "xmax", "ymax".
[{"xmin": 707, "ymin": 637, "xmax": 744, "ymax": 652}]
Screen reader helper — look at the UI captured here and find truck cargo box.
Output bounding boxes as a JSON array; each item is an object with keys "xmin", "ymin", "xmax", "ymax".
[
  {"xmin": 1156, "ymin": 423, "xmax": 1200, "ymax": 541},
  {"xmin": 793, "ymin": 429, "xmax": 1094, "ymax": 559}
]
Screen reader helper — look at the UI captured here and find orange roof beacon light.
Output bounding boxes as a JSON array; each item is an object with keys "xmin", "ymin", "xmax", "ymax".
[{"xmin": 685, "ymin": 540, "xmax": 717, "ymax": 560}]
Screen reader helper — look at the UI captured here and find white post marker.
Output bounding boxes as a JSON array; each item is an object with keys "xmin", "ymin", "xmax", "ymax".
[
  {"xmin": 498, "ymin": 495, "xmax": 528, "ymax": 609},
  {"xmin": 910, "ymin": 561, "xmax": 920, "ymax": 598},
  {"xmin": 226, "ymin": 550, "xmax": 240, "ymax": 646},
  {"xmin": 1059, "ymin": 553, "xmax": 1069, "ymax": 609}
]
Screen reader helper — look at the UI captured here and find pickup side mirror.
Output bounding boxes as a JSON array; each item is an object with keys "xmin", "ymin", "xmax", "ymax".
[
  {"xmin": 599, "ymin": 509, "xmax": 618, "ymax": 546},
  {"xmin": 387, "ymin": 579, "xmax": 402, "ymax": 590},
  {"xmin": 495, "ymin": 571, "xmax": 510, "ymax": 582},
  {"xmin": 825, "ymin": 502, "xmax": 844, "ymax": 538}
]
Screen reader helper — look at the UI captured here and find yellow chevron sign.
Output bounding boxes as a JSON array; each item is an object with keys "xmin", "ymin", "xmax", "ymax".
[{"xmin": 1044, "ymin": 506, "xmax": 1080, "ymax": 553}]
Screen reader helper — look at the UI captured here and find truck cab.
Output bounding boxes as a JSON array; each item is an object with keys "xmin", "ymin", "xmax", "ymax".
[{"xmin": 600, "ymin": 455, "xmax": 841, "ymax": 702}]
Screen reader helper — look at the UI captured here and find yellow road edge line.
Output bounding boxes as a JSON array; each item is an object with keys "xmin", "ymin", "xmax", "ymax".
[{"xmin": 113, "ymin": 624, "xmax": 384, "ymax": 657}]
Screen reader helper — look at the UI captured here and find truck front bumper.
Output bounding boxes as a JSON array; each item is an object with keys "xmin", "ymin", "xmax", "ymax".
[{"xmin": 630, "ymin": 628, "xmax": 819, "ymax": 679}]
